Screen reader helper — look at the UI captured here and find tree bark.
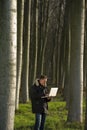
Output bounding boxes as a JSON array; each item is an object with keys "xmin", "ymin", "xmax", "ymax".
[
  {"xmin": 33, "ymin": 0, "xmax": 38, "ymax": 81},
  {"xmin": 15, "ymin": 0, "xmax": 24, "ymax": 110},
  {"xmin": 21, "ymin": 0, "xmax": 31, "ymax": 103},
  {"xmin": 84, "ymin": 1, "xmax": 87, "ymax": 129},
  {"xmin": 29, "ymin": 0, "xmax": 37, "ymax": 85},
  {"xmin": 67, "ymin": 0, "xmax": 85, "ymax": 122},
  {"xmin": 0, "ymin": 0, "xmax": 17, "ymax": 129}
]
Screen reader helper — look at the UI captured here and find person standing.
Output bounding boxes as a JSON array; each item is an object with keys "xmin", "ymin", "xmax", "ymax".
[{"xmin": 30, "ymin": 75, "xmax": 51, "ymax": 130}]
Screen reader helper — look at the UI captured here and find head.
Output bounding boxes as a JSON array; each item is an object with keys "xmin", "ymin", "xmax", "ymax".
[{"xmin": 39, "ymin": 75, "xmax": 47, "ymax": 86}]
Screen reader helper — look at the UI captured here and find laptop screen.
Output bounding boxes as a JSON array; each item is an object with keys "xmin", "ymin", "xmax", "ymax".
[{"xmin": 49, "ymin": 88, "xmax": 58, "ymax": 97}]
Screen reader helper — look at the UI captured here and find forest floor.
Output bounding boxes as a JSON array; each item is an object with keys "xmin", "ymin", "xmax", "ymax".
[{"xmin": 14, "ymin": 96, "xmax": 85, "ymax": 130}]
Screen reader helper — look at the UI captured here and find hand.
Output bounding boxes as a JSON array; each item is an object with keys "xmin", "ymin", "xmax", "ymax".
[
  {"xmin": 47, "ymin": 96, "xmax": 52, "ymax": 100},
  {"xmin": 45, "ymin": 94, "xmax": 49, "ymax": 97}
]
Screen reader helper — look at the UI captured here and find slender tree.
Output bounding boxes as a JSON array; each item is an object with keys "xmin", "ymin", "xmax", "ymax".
[
  {"xmin": 84, "ymin": 1, "xmax": 87, "ymax": 129},
  {"xmin": 0, "ymin": 0, "xmax": 17, "ymax": 130},
  {"xmin": 36, "ymin": 0, "xmax": 43, "ymax": 76},
  {"xmin": 21, "ymin": 0, "xmax": 31, "ymax": 103},
  {"xmin": 41, "ymin": 0, "xmax": 50, "ymax": 74},
  {"xmin": 33, "ymin": 0, "xmax": 38, "ymax": 80},
  {"xmin": 29, "ymin": 0, "xmax": 37, "ymax": 85},
  {"xmin": 15, "ymin": 0, "xmax": 24, "ymax": 110},
  {"xmin": 63, "ymin": 0, "xmax": 71, "ymax": 107}
]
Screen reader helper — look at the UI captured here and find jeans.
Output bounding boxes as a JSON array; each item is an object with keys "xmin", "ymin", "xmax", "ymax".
[{"xmin": 34, "ymin": 113, "xmax": 46, "ymax": 130}]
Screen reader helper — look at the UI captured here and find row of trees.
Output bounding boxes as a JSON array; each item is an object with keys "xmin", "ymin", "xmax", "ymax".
[{"xmin": 0, "ymin": 0, "xmax": 87, "ymax": 130}]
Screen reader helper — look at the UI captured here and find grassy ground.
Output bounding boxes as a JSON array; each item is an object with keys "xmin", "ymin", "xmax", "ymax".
[{"xmin": 14, "ymin": 98, "xmax": 84, "ymax": 130}]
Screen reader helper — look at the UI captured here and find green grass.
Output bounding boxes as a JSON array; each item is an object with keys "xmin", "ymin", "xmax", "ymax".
[{"xmin": 14, "ymin": 99, "xmax": 84, "ymax": 130}]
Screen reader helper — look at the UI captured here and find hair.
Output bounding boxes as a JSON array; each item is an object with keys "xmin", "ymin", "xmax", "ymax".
[{"xmin": 39, "ymin": 75, "xmax": 47, "ymax": 80}]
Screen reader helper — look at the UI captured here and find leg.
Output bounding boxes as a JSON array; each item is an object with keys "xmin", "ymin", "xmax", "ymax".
[
  {"xmin": 34, "ymin": 113, "xmax": 41, "ymax": 130},
  {"xmin": 40, "ymin": 113, "xmax": 46, "ymax": 130}
]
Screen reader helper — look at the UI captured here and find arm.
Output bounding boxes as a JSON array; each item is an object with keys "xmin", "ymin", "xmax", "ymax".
[{"xmin": 30, "ymin": 85, "xmax": 45, "ymax": 100}]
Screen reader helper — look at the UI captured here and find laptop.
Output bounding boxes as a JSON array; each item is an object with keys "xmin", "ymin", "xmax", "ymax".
[
  {"xmin": 49, "ymin": 87, "xmax": 58, "ymax": 97},
  {"xmin": 42, "ymin": 87, "xmax": 58, "ymax": 98}
]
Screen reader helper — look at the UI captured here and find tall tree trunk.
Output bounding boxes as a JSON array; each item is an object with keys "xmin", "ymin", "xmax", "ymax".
[
  {"xmin": 64, "ymin": 22, "xmax": 71, "ymax": 107},
  {"xmin": 67, "ymin": 0, "xmax": 85, "ymax": 122},
  {"xmin": 84, "ymin": 1, "xmax": 87, "ymax": 129},
  {"xmin": 63, "ymin": 0, "xmax": 71, "ymax": 107},
  {"xmin": 15, "ymin": 0, "xmax": 24, "ymax": 110},
  {"xmin": 52, "ymin": 25, "xmax": 59, "ymax": 85},
  {"xmin": 40, "ymin": 0, "xmax": 49, "ymax": 74},
  {"xmin": 21, "ymin": 0, "xmax": 31, "ymax": 103},
  {"xmin": 0, "ymin": 0, "xmax": 17, "ymax": 130},
  {"xmin": 36, "ymin": 0, "xmax": 43, "ymax": 76},
  {"xmin": 33, "ymin": 0, "xmax": 38, "ymax": 80},
  {"xmin": 56, "ymin": 0, "xmax": 65, "ymax": 88},
  {"xmin": 29, "ymin": 0, "xmax": 37, "ymax": 85}
]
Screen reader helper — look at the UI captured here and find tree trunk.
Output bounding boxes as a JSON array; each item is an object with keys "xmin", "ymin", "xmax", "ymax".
[
  {"xmin": 15, "ymin": 0, "xmax": 24, "ymax": 110},
  {"xmin": 21, "ymin": 0, "xmax": 31, "ymax": 103},
  {"xmin": 67, "ymin": 0, "xmax": 85, "ymax": 122},
  {"xmin": 41, "ymin": 0, "xmax": 49, "ymax": 74},
  {"xmin": 84, "ymin": 1, "xmax": 87, "ymax": 129},
  {"xmin": 63, "ymin": 0, "xmax": 71, "ymax": 107},
  {"xmin": 64, "ymin": 22, "xmax": 71, "ymax": 107},
  {"xmin": 36, "ymin": 0, "xmax": 43, "ymax": 76},
  {"xmin": 29, "ymin": 0, "xmax": 37, "ymax": 85},
  {"xmin": 0, "ymin": 0, "xmax": 17, "ymax": 130},
  {"xmin": 33, "ymin": 0, "xmax": 38, "ymax": 81}
]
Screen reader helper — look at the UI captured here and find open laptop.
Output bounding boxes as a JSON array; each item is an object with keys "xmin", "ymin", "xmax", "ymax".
[
  {"xmin": 42, "ymin": 87, "xmax": 58, "ymax": 98},
  {"xmin": 49, "ymin": 87, "xmax": 58, "ymax": 97}
]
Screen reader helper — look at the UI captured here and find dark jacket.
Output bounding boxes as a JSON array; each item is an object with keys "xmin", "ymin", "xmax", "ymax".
[{"xmin": 30, "ymin": 80, "xmax": 51, "ymax": 114}]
